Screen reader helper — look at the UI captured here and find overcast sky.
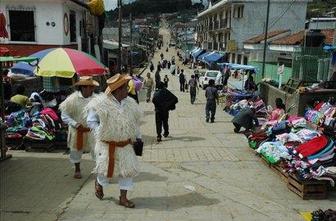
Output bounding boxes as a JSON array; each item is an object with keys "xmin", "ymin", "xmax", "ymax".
[{"xmin": 103, "ymin": 0, "xmax": 207, "ymax": 11}]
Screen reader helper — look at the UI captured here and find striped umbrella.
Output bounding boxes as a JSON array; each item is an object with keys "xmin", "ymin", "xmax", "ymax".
[{"xmin": 11, "ymin": 48, "xmax": 107, "ymax": 78}]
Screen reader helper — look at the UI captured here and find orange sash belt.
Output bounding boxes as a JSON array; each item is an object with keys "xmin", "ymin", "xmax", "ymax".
[
  {"xmin": 76, "ymin": 127, "xmax": 91, "ymax": 151},
  {"xmin": 103, "ymin": 139, "xmax": 132, "ymax": 178}
]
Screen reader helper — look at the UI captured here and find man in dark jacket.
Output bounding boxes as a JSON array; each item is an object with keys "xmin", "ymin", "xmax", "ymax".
[
  {"xmin": 179, "ymin": 69, "xmax": 185, "ymax": 92},
  {"xmin": 152, "ymin": 82, "xmax": 178, "ymax": 142},
  {"xmin": 205, "ymin": 79, "xmax": 218, "ymax": 123},
  {"xmin": 232, "ymin": 106, "xmax": 259, "ymax": 133}
]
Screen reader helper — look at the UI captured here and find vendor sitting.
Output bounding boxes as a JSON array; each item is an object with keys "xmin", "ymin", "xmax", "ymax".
[
  {"xmin": 268, "ymin": 98, "xmax": 286, "ymax": 121},
  {"xmin": 10, "ymin": 85, "xmax": 31, "ymax": 108},
  {"xmin": 232, "ymin": 106, "xmax": 259, "ymax": 133}
]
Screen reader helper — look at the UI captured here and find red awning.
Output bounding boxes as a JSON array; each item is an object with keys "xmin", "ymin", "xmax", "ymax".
[
  {"xmin": 0, "ymin": 12, "xmax": 9, "ymax": 39},
  {"xmin": 0, "ymin": 47, "xmax": 10, "ymax": 56}
]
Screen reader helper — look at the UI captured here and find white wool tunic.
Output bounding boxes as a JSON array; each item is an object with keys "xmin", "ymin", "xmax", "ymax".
[
  {"xmin": 59, "ymin": 91, "xmax": 96, "ymax": 153},
  {"xmin": 86, "ymin": 94, "xmax": 142, "ymax": 179}
]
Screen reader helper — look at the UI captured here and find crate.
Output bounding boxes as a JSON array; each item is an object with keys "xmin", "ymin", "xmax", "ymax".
[
  {"xmin": 260, "ymin": 156, "xmax": 288, "ymax": 182},
  {"xmin": 287, "ymin": 173, "xmax": 328, "ymax": 200}
]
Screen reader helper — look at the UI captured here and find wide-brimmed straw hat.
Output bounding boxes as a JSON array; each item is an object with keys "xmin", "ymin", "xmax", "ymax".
[
  {"xmin": 74, "ymin": 76, "xmax": 99, "ymax": 87},
  {"xmin": 105, "ymin": 73, "xmax": 132, "ymax": 94}
]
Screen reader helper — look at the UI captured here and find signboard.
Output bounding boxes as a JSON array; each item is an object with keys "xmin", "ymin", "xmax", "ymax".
[
  {"xmin": 227, "ymin": 40, "xmax": 237, "ymax": 52},
  {"xmin": 277, "ymin": 64, "xmax": 285, "ymax": 75}
]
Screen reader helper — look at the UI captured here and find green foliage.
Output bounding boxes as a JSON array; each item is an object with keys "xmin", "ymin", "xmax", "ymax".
[
  {"xmin": 307, "ymin": 0, "xmax": 336, "ymax": 18},
  {"xmin": 106, "ymin": 0, "xmax": 193, "ymax": 19}
]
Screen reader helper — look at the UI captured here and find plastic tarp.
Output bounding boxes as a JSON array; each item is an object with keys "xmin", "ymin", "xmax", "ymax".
[
  {"xmin": 192, "ymin": 48, "xmax": 205, "ymax": 59},
  {"xmin": 198, "ymin": 51, "xmax": 212, "ymax": 61},
  {"xmin": 217, "ymin": 62, "xmax": 256, "ymax": 72},
  {"xmin": 203, "ymin": 52, "xmax": 224, "ymax": 64}
]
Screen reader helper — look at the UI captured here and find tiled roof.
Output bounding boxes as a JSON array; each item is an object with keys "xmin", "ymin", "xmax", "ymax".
[
  {"xmin": 244, "ymin": 29, "xmax": 290, "ymax": 44},
  {"xmin": 271, "ymin": 29, "xmax": 335, "ymax": 45}
]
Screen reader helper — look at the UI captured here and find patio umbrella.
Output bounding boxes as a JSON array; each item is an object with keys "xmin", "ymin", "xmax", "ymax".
[{"xmin": 11, "ymin": 48, "xmax": 107, "ymax": 78}]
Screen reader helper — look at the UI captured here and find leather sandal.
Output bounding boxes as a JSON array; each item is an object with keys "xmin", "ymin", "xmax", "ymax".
[
  {"xmin": 95, "ymin": 180, "xmax": 104, "ymax": 200},
  {"xmin": 119, "ymin": 197, "xmax": 135, "ymax": 208}
]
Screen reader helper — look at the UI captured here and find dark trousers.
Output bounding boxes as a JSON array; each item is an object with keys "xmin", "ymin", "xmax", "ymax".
[
  {"xmin": 155, "ymin": 111, "xmax": 169, "ymax": 138},
  {"xmin": 190, "ymin": 87, "xmax": 196, "ymax": 104},
  {"xmin": 180, "ymin": 82, "xmax": 185, "ymax": 92},
  {"xmin": 233, "ymin": 122, "xmax": 252, "ymax": 133},
  {"xmin": 205, "ymin": 100, "xmax": 216, "ymax": 121}
]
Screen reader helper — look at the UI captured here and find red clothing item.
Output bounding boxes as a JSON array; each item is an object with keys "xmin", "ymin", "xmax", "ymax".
[{"xmin": 294, "ymin": 135, "xmax": 328, "ymax": 158}]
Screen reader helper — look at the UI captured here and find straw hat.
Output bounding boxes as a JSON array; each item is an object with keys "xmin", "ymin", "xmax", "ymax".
[
  {"xmin": 105, "ymin": 73, "xmax": 132, "ymax": 94},
  {"xmin": 74, "ymin": 76, "xmax": 99, "ymax": 87}
]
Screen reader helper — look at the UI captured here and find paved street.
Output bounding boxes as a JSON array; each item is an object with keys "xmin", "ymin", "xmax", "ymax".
[{"xmin": 1, "ymin": 27, "xmax": 335, "ymax": 221}]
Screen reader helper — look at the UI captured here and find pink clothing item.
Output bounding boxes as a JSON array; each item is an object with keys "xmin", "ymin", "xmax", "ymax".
[
  {"xmin": 269, "ymin": 108, "xmax": 284, "ymax": 121},
  {"xmin": 40, "ymin": 108, "xmax": 59, "ymax": 121}
]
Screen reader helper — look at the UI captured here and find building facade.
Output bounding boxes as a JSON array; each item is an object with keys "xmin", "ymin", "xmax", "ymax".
[
  {"xmin": 0, "ymin": 0, "xmax": 99, "ymax": 56},
  {"xmin": 196, "ymin": 0, "xmax": 310, "ymax": 64}
]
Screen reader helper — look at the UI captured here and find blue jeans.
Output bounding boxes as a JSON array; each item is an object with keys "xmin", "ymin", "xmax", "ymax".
[{"xmin": 205, "ymin": 100, "xmax": 216, "ymax": 121}]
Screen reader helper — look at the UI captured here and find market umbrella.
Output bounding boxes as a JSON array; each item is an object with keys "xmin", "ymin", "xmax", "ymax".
[{"xmin": 11, "ymin": 48, "xmax": 107, "ymax": 78}]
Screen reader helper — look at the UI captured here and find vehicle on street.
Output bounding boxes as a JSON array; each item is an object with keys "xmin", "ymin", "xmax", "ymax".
[{"xmin": 199, "ymin": 70, "xmax": 223, "ymax": 89}]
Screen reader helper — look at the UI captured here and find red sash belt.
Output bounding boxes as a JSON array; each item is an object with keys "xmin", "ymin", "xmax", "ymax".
[
  {"xmin": 103, "ymin": 139, "xmax": 132, "ymax": 178},
  {"xmin": 76, "ymin": 127, "xmax": 91, "ymax": 151}
]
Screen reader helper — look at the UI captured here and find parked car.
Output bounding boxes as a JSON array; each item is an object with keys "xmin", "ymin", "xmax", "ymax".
[{"xmin": 199, "ymin": 70, "xmax": 223, "ymax": 89}]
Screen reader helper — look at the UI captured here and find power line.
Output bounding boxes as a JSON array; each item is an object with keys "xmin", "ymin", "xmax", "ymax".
[{"xmin": 268, "ymin": 0, "xmax": 297, "ymax": 30}]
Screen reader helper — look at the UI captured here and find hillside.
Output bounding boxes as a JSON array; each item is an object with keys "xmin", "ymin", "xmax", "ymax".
[{"xmin": 307, "ymin": 0, "xmax": 336, "ymax": 18}]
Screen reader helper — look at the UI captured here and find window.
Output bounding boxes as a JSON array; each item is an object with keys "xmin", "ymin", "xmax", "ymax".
[
  {"xmin": 234, "ymin": 5, "xmax": 244, "ymax": 18},
  {"xmin": 243, "ymin": 56, "xmax": 248, "ymax": 65},
  {"xmin": 70, "ymin": 11, "xmax": 76, "ymax": 42},
  {"xmin": 9, "ymin": 10, "xmax": 35, "ymax": 42},
  {"xmin": 237, "ymin": 54, "xmax": 242, "ymax": 64}
]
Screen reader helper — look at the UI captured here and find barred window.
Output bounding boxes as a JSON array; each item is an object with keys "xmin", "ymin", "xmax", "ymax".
[{"xmin": 9, "ymin": 10, "xmax": 35, "ymax": 42}]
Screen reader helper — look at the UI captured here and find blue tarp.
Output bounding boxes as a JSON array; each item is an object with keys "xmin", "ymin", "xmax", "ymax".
[
  {"xmin": 192, "ymin": 48, "xmax": 205, "ymax": 59},
  {"xmin": 217, "ymin": 63, "xmax": 257, "ymax": 72},
  {"xmin": 203, "ymin": 52, "xmax": 224, "ymax": 64},
  {"xmin": 198, "ymin": 51, "xmax": 211, "ymax": 61}
]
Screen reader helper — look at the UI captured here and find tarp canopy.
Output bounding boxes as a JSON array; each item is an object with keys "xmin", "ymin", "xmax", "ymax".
[
  {"xmin": 217, "ymin": 62, "xmax": 256, "ymax": 72},
  {"xmin": 203, "ymin": 52, "xmax": 225, "ymax": 64},
  {"xmin": 191, "ymin": 48, "xmax": 205, "ymax": 59},
  {"xmin": 198, "ymin": 51, "xmax": 212, "ymax": 61},
  {"xmin": 0, "ymin": 56, "xmax": 38, "ymax": 63}
]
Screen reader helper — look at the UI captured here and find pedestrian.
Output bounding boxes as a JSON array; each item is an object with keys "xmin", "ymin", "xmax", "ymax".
[
  {"xmin": 163, "ymin": 75, "xmax": 169, "ymax": 88},
  {"xmin": 177, "ymin": 66, "xmax": 180, "ymax": 75},
  {"xmin": 244, "ymin": 73, "xmax": 257, "ymax": 92},
  {"xmin": 232, "ymin": 106, "xmax": 259, "ymax": 133},
  {"xmin": 157, "ymin": 61, "xmax": 161, "ymax": 72},
  {"xmin": 152, "ymin": 82, "xmax": 178, "ymax": 142},
  {"xmin": 205, "ymin": 79, "xmax": 218, "ymax": 123},
  {"xmin": 155, "ymin": 70, "xmax": 161, "ymax": 89},
  {"xmin": 128, "ymin": 75, "xmax": 139, "ymax": 104},
  {"xmin": 222, "ymin": 67, "xmax": 230, "ymax": 87},
  {"xmin": 144, "ymin": 72, "xmax": 154, "ymax": 102},
  {"xmin": 188, "ymin": 75, "xmax": 198, "ymax": 104},
  {"xmin": 2, "ymin": 69, "xmax": 12, "ymax": 101},
  {"xmin": 179, "ymin": 69, "xmax": 186, "ymax": 92},
  {"xmin": 160, "ymin": 53, "xmax": 164, "ymax": 60},
  {"xmin": 167, "ymin": 61, "xmax": 171, "ymax": 69},
  {"xmin": 86, "ymin": 74, "xmax": 143, "ymax": 208},
  {"xmin": 150, "ymin": 62, "xmax": 154, "ymax": 72},
  {"xmin": 59, "ymin": 76, "xmax": 99, "ymax": 179}
]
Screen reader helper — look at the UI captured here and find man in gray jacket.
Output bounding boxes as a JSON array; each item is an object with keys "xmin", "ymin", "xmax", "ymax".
[{"xmin": 232, "ymin": 106, "xmax": 259, "ymax": 133}]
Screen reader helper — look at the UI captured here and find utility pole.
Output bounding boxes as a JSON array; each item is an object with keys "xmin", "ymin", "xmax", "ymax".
[
  {"xmin": 261, "ymin": 0, "xmax": 270, "ymax": 79},
  {"xmin": 129, "ymin": 13, "xmax": 133, "ymax": 75},
  {"xmin": 118, "ymin": 0, "xmax": 122, "ymax": 73}
]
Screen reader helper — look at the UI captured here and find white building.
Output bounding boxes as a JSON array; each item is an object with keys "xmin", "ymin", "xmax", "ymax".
[
  {"xmin": 196, "ymin": 0, "xmax": 311, "ymax": 64},
  {"xmin": 308, "ymin": 18, "xmax": 336, "ymax": 30},
  {"xmin": 0, "ymin": 0, "xmax": 100, "ymax": 56}
]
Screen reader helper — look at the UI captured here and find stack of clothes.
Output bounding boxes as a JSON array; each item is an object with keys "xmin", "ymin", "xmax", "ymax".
[
  {"xmin": 5, "ymin": 107, "xmax": 63, "ymax": 143},
  {"xmin": 248, "ymin": 115, "xmax": 336, "ymax": 185},
  {"xmin": 305, "ymin": 100, "xmax": 336, "ymax": 130}
]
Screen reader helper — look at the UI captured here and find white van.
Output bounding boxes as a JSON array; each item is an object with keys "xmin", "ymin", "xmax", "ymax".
[{"xmin": 199, "ymin": 70, "xmax": 222, "ymax": 89}]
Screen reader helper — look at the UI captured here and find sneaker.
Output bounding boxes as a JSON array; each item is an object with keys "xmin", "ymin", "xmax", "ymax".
[{"xmin": 210, "ymin": 120, "xmax": 214, "ymax": 123}]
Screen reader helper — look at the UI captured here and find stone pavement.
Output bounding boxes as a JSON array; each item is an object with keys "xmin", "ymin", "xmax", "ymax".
[{"xmin": 1, "ymin": 26, "xmax": 335, "ymax": 221}]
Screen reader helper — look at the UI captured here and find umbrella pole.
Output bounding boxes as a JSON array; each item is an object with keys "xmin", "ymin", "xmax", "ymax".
[{"xmin": 0, "ymin": 62, "xmax": 11, "ymax": 161}]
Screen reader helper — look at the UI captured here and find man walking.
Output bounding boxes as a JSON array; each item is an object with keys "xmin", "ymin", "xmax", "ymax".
[
  {"xmin": 59, "ymin": 77, "xmax": 99, "ymax": 179},
  {"xmin": 152, "ymin": 82, "xmax": 178, "ymax": 142},
  {"xmin": 188, "ymin": 75, "xmax": 198, "ymax": 104},
  {"xmin": 179, "ymin": 69, "xmax": 186, "ymax": 92},
  {"xmin": 144, "ymin": 72, "xmax": 154, "ymax": 102},
  {"xmin": 205, "ymin": 79, "xmax": 218, "ymax": 123},
  {"xmin": 86, "ymin": 74, "xmax": 143, "ymax": 208}
]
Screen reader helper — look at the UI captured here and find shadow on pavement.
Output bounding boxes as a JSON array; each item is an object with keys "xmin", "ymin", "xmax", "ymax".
[
  {"xmin": 132, "ymin": 192, "xmax": 220, "ymax": 211},
  {"xmin": 1, "ymin": 156, "xmax": 94, "ymax": 221},
  {"xmin": 134, "ymin": 172, "xmax": 168, "ymax": 182},
  {"xmin": 169, "ymin": 136, "xmax": 205, "ymax": 142}
]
